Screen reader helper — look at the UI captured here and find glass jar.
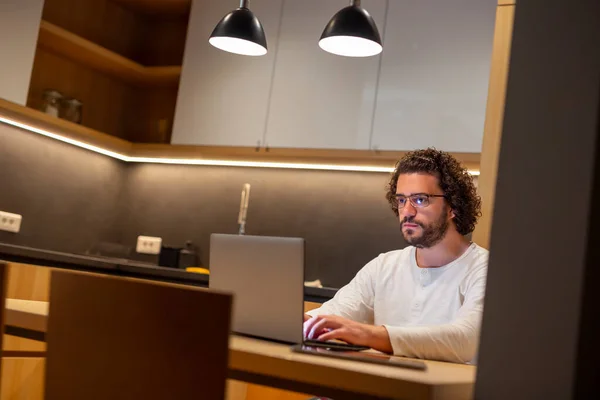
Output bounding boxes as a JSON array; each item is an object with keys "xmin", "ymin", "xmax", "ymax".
[
  {"xmin": 61, "ymin": 98, "xmax": 83, "ymax": 124},
  {"xmin": 41, "ymin": 89, "xmax": 63, "ymax": 117}
]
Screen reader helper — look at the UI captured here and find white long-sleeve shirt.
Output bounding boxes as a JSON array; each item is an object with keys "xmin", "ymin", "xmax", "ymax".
[{"xmin": 306, "ymin": 243, "xmax": 488, "ymax": 364}]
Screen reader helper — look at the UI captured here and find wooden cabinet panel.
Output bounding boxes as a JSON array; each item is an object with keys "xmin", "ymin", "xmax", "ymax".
[
  {"xmin": 0, "ymin": 358, "xmax": 45, "ymax": 400},
  {"xmin": 172, "ymin": 0, "xmax": 284, "ymax": 147},
  {"xmin": 264, "ymin": 0, "xmax": 386, "ymax": 150},
  {"xmin": 41, "ymin": 0, "xmax": 145, "ymax": 63},
  {"xmin": 27, "ymin": 48, "xmax": 138, "ymax": 141},
  {"xmin": 0, "ymin": 0, "xmax": 44, "ymax": 105},
  {"xmin": 371, "ymin": 0, "xmax": 497, "ymax": 152},
  {"xmin": 5, "ymin": 264, "xmax": 50, "ymax": 302},
  {"xmin": 472, "ymin": 5, "xmax": 515, "ymax": 248}
]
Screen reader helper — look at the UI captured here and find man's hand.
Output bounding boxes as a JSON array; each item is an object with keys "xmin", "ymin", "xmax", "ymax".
[{"xmin": 303, "ymin": 314, "xmax": 393, "ymax": 353}]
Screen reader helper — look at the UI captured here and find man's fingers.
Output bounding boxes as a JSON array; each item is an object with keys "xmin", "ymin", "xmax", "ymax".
[
  {"xmin": 303, "ymin": 315, "xmax": 345, "ymax": 339},
  {"xmin": 308, "ymin": 317, "xmax": 331, "ymax": 340},
  {"xmin": 303, "ymin": 315, "xmax": 321, "ymax": 337},
  {"xmin": 317, "ymin": 328, "xmax": 347, "ymax": 343}
]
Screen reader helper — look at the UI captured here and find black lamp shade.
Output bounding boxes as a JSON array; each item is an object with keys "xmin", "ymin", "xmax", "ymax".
[
  {"xmin": 319, "ymin": 5, "xmax": 383, "ymax": 57},
  {"xmin": 209, "ymin": 7, "xmax": 268, "ymax": 56}
]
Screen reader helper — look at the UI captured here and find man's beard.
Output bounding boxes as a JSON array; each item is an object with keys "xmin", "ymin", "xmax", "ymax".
[{"xmin": 401, "ymin": 210, "xmax": 450, "ymax": 249}]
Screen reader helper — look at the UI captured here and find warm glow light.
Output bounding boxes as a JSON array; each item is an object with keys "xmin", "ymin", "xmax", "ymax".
[
  {"xmin": 0, "ymin": 117, "xmax": 129, "ymax": 161},
  {"xmin": 209, "ymin": 37, "xmax": 267, "ymax": 56},
  {"xmin": 0, "ymin": 117, "xmax": 479, "ymax": 175},
  {"xmin": 318, "ymin": 36, "xmax": 383, "ymax": 57},
  {"xmin": 127, "ymin": 156, "xmax": 393, "ymax": 172}
]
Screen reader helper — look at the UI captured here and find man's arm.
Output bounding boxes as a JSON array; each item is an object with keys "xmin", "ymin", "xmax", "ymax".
[
  {"xmin": 382, "ymin": 272, "xmax": 485, "ymax": 363},
  {"xmin": 313, "ymin": 267, "xmax": 487, "ymax": 364},
  {"xmin": 305, "ymin": 257, "xmax": 379, "ymax": 323}
]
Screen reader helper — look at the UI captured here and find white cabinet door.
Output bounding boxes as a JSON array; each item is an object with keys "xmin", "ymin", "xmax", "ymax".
[
  {"xmin": 172, "ymin": 0, "xmax": 284, "ymax": 147},
  {"xmin": 0, "ymin": 0, "xmax": 44, "ymax": 105},
  {"xmin": 371, "ymin": 0, "xmax": 497, "ymax": 153},
  {"xmin": 264, "ymin": 0, "xmax": 386, "ymax": 150}
]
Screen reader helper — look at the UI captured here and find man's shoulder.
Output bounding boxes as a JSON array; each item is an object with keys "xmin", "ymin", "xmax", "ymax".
[
  {"xmin": 469, "ymin": 244, "xmax": 489, "ymax": 264},
  {"xmin": 462, "ymin": 243, "xmax": 489, "ymax": 277},
  {"xmin": 469, "ymin": 243, "xmax": 489, "ymax": 260}
]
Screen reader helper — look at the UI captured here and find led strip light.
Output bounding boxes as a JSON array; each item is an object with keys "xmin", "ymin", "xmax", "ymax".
[{"xmin": 1, "ymin": 116, "xmax": 480, "ymax": 175}]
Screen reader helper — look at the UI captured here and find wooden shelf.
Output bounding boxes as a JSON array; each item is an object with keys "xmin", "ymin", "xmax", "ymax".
[
  {"xmin": 36, "ymin": 20, "xmax": 181, "ymax": 87},
  {"xmin": 0, "ymin": 98, "xmax": 480, "ymax": 171},
  {"xmin": 0, "ymin": 98, "xmax": 132, "ymax": 155}
]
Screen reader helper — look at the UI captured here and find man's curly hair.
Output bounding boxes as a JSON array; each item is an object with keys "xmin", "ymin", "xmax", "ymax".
[{"xmin": 386, "ymin": 148, "xmax": 481, "ymax": 235}]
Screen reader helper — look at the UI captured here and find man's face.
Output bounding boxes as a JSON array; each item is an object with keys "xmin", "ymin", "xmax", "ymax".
[{"xmin": 395, "ymin": 173, "xmax": 453, "ymax": 248}]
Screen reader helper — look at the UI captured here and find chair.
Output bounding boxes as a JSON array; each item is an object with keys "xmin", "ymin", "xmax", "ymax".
[
  {"xmin": 0, "ymin": 261, "xmax": 7, "ymax": 373},
  {"xmin": 44, "ymin": 270, "xmax": 233, "ymax": 400}
]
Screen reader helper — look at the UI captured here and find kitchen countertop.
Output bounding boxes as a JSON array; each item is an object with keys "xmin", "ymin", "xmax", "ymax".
[{"xmin": 0, "ymin": 243, "xmax": 337, "ymax": 303}]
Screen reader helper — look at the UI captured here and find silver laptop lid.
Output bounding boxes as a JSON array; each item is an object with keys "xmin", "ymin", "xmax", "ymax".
[{"xmin": 209, "ymin": 234, "xmax": 305, "ymax": 344}]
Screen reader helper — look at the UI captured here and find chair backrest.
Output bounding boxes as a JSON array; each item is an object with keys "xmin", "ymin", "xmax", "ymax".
[
  {"xmin": 44, "ymin": 270, "xmax": 232, "ymax": 400},
  {"xmin": 0, "ymin": 261, "xmax": 7, "ymax": 376}
]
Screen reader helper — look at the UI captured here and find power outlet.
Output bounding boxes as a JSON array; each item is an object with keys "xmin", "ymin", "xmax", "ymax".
[
  {"xmin": 0, "ymin": 211, "xmax": 22, "ymax": 233},
  {"xmin": 136, "ymin": 235, "xmax": 162, "ymax": 255}
]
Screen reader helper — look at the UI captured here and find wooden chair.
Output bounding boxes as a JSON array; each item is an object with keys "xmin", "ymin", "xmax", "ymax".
[
  {"xmin": 44, "ymin": 270, "xmax": 233, "ymax": 400},
  {"xmin": 0, "ymin": 261, "xmax": 7, "ymax": 376}
]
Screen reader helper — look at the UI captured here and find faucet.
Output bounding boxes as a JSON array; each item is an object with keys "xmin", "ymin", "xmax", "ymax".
[{"xmin": 238, "ymin": 183, "xmax": 251, "ymax": 235}]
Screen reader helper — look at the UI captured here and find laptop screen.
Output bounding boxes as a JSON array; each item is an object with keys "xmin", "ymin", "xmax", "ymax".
[{"xmin": 209, "ymin": 234, "xmax": 305, "ymax": 344}]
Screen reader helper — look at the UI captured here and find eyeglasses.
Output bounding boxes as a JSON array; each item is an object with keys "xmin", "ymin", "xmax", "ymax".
[{"xmin": 395, "ymin": 193, "xmax": 446, "ymax": 209}]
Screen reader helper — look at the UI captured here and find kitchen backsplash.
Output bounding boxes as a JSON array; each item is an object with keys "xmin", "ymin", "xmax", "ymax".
[
  {"xmin": 1, "ymin": 123, "xmax": 412, "ymax": 288},
  {"xmin": 0, "ymin": 123, "xmax": 126, "ymax": 255},
  {"xmin": 117, "ymin": 163, "xmax": 405, "ymax": 287}
]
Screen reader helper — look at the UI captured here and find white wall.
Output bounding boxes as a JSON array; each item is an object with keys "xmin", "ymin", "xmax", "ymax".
[{"xmin": 0, "ymin": 0, "xmax": 44, "ymax": 105}]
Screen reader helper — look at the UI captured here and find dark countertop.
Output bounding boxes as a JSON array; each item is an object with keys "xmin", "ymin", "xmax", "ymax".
[{"xmin": 0, "ymin": 243, "xmax": 337, "ymax": 303}]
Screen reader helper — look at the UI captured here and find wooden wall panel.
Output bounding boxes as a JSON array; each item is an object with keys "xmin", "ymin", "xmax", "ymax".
[
  {"xmin": 137, "ymin": 16, "xmax": 189, "ymax": 67},
  {"xmin": 29, "ymin": 0, "xmax": 185, "ymax": 143},
  {"xmin": 40, "ymin": 0, "xmax": 188, "ymax": 67},
  {"xmin": 3, "ymin": 264, "xmax": 49, "ymax": 352},
  {"xmin": 109, "ymin": 0, "xmax": 191, "ymax": 15},
  {"xmin": 245, "ymin": 385, "xmax": 311, "ymax": 400},
  {"xmin": 41, "ymin": 0, "xmax": 145, "ymax": 62},
  {"xmin": 472, "ymin": 5, "xmax": 516, "ymax": 248},
  {"xmin": 3, "ymin": 336, "xmax": 46, "ymax": 353},
  {"xmin": 27, "ymin": 48, "xmax": 137, "ymax": 140},
  {"xmin": 6, "ymin": 264, "xmax": 50, "ymax": 302},
  {"xmin": 127, "ymin": 86, "xmax": 179, "ymax": 143},
  {"xmin": 0, "ymin": 358, "xmax": 45, "ymax": 400}
]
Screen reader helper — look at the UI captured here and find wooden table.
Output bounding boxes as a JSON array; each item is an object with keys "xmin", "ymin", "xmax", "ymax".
[{"xmin": 4, "ymin": 299, "xmax": 476, "ymax": 400}]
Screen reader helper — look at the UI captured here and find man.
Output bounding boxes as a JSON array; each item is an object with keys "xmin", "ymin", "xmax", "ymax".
[{"xmin": 304, "ymin": 148, "xmax": 488, "ymax": 364}]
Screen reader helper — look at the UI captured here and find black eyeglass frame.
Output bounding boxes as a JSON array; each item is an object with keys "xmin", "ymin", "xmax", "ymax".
[{"xmin": 394, "ymin": 193, "xmax": 446, "ymax": 209}]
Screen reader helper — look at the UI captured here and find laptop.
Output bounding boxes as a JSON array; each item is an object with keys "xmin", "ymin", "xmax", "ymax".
[{"xmin": 209, "ymin": 233, "xmax": 305, "ymax": 344}]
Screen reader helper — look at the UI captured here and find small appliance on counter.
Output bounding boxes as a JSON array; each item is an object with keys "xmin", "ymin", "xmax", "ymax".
[
  {"xmin": 158, "ymin": 240, "xmax": 200, "ymax": 269},
  {"xmin": 158, "ymin": 245, "xmax": 181, "ymax": 268}
]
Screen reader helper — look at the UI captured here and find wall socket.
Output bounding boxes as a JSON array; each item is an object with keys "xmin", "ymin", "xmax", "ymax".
[
  {"xmin": 136, "ymin": 235, "xmax": 162, "ymax": 255},
  {"xmin": 0, "ymin": 211, "xmax": 22, "ymax": 233}
]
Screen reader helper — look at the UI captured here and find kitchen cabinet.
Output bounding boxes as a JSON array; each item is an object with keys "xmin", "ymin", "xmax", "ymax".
[
  {"xmin": 171, "ymin": 0, "xmax": 284, "ymax": 147},
  {"xmin": 0, "ymin": 0, "xmax": 45, "ymax": 105},
  {"xmin": 370, "ymin": 0, "xmax": 497, "ymax": 153},
  {"xmin": 472, "ymin": 3, "xmax": 515, "ymax": 248},
  {"xmin": 263, "ymin": 0, "xmax": 386, "ymax": 150},
  {"xmin": 25, "ymin": 0, "xmax": 189, "ymax": 143}
]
